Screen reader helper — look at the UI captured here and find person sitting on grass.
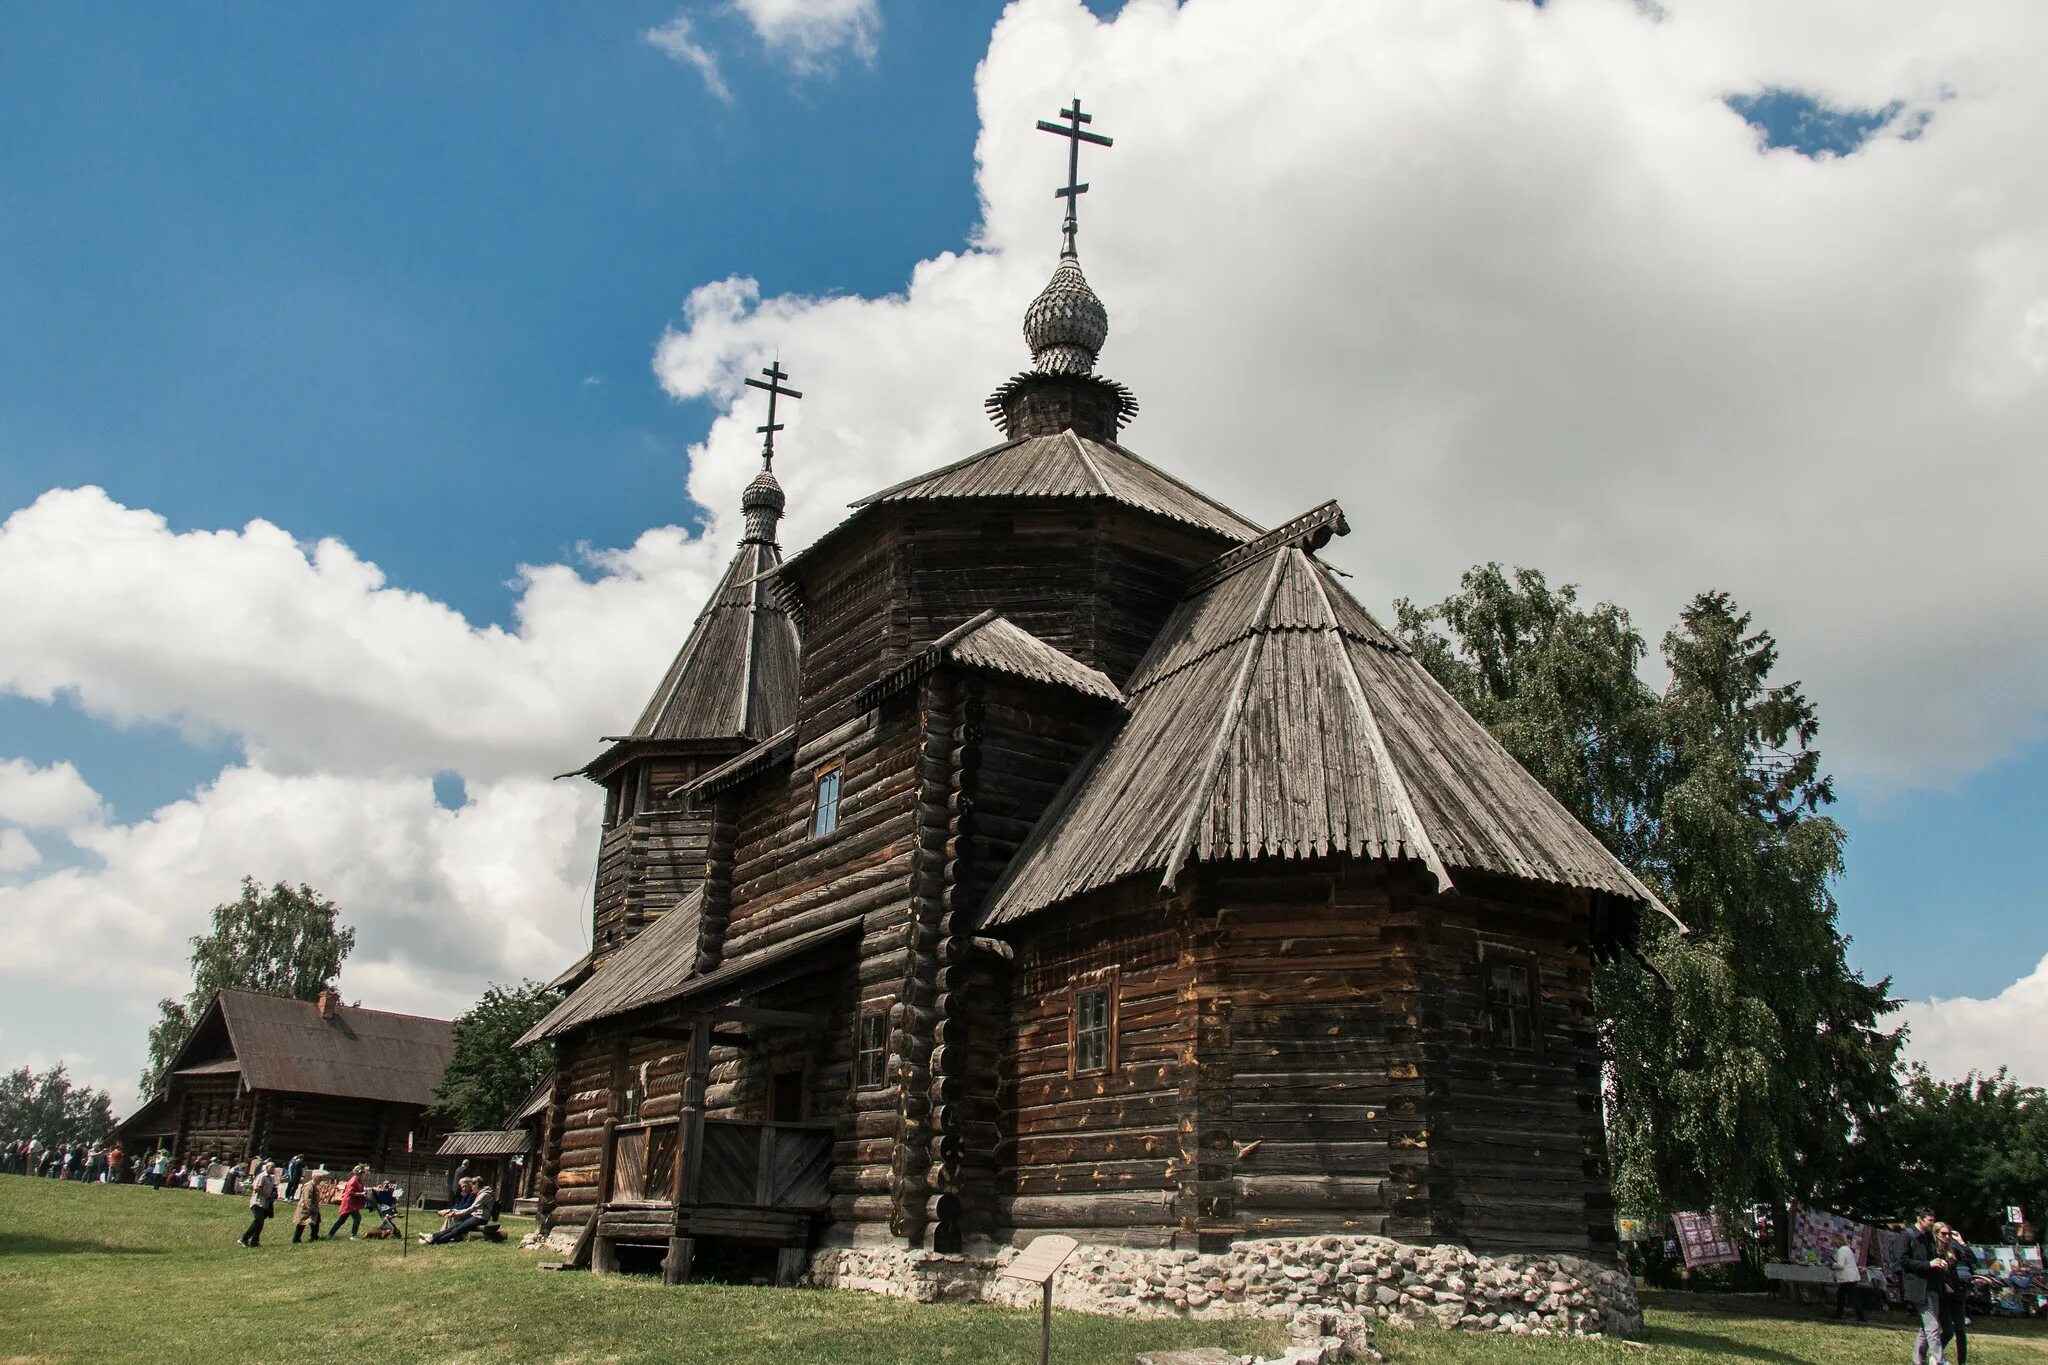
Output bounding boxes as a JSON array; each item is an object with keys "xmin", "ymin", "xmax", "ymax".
[
  {"xmin": 325, "ymin": 1165, "xmax": 368, "ymax": 1240},
  {"xmin": 421, "ymin": 1178, "xmax": 495, "ymax": 1245}
]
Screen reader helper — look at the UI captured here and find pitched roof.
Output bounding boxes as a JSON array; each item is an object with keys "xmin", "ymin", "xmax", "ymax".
[
  {"xmin": 179, "ymin": 990, "xmax": 455, "ymax": 1107},
  {"xmin": 853, "ymin": 611, "xmax": 1123, "ymax": 713},
  {"xmin": 436, "ymin": 1130, "xmax": 532, "ymax": 1158},
  {"xmin": 630, "ymin": 537, "xmax": 800, "ymax": 744},
  {"xmin": 517, "ymin": 890, "xmax": 705, "ymax": 1045},
  {"xmin": 985, "ymin": 547, "xmax": 1676, "ymax": 927},
  {"xmin": 848, "ymin": 430, "xmax": 1263, "ymax": 544}
]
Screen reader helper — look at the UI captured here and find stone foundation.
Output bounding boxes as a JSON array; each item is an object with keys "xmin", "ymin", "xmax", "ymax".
[{"xmin": 804, "ymin": 1235, "xmax": 1641, "ymax": 1340}]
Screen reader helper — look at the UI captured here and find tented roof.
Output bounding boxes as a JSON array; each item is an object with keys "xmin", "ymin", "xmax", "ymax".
[{"xmin": 986, "ymin": 547, "xmax": 1678, "ymax": 927}]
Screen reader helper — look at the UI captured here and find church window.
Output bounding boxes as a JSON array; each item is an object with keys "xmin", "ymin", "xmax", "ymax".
[
  {"xmin": 1481, "ymin": 946, "xmax": 1540, "ymax": 1052},
  {"xmin": 856, "ymin": 1011, "xmax": 887, "ymax": 1089},
  {"xmin": 810, "ymin": 763, "xmax": 842, "ymax": 838},
  {"xmin": 1070, "ymin": 971, "xmax": 1118, "ymax": 1075}
]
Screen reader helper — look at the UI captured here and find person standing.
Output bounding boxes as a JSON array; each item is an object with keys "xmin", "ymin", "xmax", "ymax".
[
  {"xmin": 446, "ymin": 1157, "xmax": 470, "ymax": 1204},
  {"xmin": 290, "ymin": 1169, "xmax": 324, "ymax": 1243},
  {"xmin": 282, "ymin": 1154, "xmax": 304, "ymax": 1201},
  {"xmin": 239, "ymin": 1161, "xmax": 278, "ymax": 1247},
  {"xmin": 1832, "ymin": 1233, "xmax": 1868, "ymax": 1322},
  {"xmin": 1901, "ymin": 1208, "xmax": 1951, "ymax": 1365},
  {"xmin": 326, "ymin": 1165, "xmax": 367, "ymax": 1240}
]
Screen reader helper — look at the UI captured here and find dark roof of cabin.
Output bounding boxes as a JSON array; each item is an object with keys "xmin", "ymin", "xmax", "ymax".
[
  {"xmin": 169, "ymin": 989, "xmax": 455, "ymax": 1107},
  {"xmin": 518, "ymin": 891, "xmax": 705, "ymax": 1045},
  {"xmin": 436, "ymin": 1130, "xmax": 532, "ymax": 1158},
  {"xmin": 854, "ymin": 610, "xmax": 1123, "ymax": 713},
  {"xmin": 629, "ymin": 537, "xmax": 800, "ymax": 745},
  {"xmin": 986, "ymin": 546, "xmax": 1677, "ymax": 927},
  {"xmin": 850, "ymin": 430, "xmax": 1261, "ymax": 543}
]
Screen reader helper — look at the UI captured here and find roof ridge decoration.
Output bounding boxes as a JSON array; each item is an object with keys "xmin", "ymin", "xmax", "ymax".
[{"xmin": 1186, "ymin": 500, "xmax": 1351, "ymax": 595}]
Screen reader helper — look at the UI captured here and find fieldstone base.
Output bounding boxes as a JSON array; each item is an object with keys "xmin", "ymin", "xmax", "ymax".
[{"xmin": 804, "ymin": 1235, "xmax": 1640, "ymax": 1341}]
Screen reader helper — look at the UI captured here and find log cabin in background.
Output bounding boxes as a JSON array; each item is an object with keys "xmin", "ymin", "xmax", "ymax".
[
  {"xmin": 519, "ymin": 130, "xmax": 1682, "ymax": 1285},
  {"xmin": 116, "ymin": 987, "xmax": 455, "ymax": 1179}
]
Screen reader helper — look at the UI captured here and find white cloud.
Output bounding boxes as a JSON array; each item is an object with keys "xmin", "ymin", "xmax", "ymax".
[
  {"xmin": 656, "ymin": 0, "xmax": 2048, "ymax": 790},
  {"xmin": 0, "ymin": 488, "xmax": 727, "ymax": 784},
  {"xmin": 0, "ymin": 758, "xmax": 104, "ymax": 832},
  {"xmin": 0, "ymin": 829, "xmax": 39, "ymax": 872},
  {"xmin": 735, "ymin": 0, "xmax": 879, "ymax": 69},
  {"xmin": 1898, "ymin": 956, "xmax": 2048, "ymax": 1087},
  {"xmin": 644, "ymin": 14, "xmax": 734, "ymax": 104}
]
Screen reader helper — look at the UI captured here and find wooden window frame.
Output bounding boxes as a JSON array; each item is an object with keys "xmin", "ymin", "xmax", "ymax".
[
  {"xmin": 1067, "ymin": 967, "xmax": 1120, "ymax": 1077},
  {"xmin": 809, "ymin": 761, "xmax": 844, "ymax": 840},
  {"xmin": 855, "ymin": 1009, "xmax": 888, "ymax": 1091},
  {"xmin": 1478, "ymin": 942, "xmax": 1543, "ymax": 1054}
]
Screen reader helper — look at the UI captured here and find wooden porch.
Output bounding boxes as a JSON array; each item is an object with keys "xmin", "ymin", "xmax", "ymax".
[{"xmin": 591, "ymin": 1116, "xmax": 833, "ymax": 1284}]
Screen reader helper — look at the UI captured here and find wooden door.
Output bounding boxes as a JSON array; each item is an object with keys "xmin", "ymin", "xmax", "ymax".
[{"xmin": 610, "ymin": 1129, "xmax": 648, "ymax": 1202}]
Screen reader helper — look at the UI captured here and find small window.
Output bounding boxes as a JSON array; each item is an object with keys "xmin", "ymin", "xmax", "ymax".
[
  {"xmin": 856, "ymin": 1011, "xmax": 888, "ymax": 1089},
  {"xmin": 771, "ymin": 1071, "xmax": 805, "ymax": 1122},
  {"xmin": 1483, "ymin": 951, "xmax": 1539, "ymax": 1052},
  {"xmin": 810, "ymin": 763, "xmax": 843, "ymax": 838},
  {"xmin": 1072, "ymin": 985, "xmax": 1113, "ymax": 1074}
]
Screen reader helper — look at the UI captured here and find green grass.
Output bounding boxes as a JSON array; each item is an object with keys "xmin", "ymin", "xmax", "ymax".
[{"xmin": 2, "ymin": 1174, "xmax": 2043, "ymax": 1364}]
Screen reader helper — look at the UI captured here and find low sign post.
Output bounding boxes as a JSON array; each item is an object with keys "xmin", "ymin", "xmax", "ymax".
[{"xmin": 998, "ymin": 1233, "xmax": 1079, "ymax": 1365}]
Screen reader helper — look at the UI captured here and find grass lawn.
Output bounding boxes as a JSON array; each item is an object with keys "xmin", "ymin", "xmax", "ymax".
[{"xmin": 2, "ymin": 1175, "xmax": 2043, "ymax": 1365}]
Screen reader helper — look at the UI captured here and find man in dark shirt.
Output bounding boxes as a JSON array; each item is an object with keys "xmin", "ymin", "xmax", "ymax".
[{"xmin": 1899, "ymin": 1208, "xmax": 1951, "ymax": 1364}]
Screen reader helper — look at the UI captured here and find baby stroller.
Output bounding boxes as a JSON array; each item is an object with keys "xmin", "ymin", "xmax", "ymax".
[{"xmin": 363, "ymin": 1184, "xmax": 403, "ymax": 1239}]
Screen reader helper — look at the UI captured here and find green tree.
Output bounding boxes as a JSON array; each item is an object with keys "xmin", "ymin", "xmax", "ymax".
[
  {"xmin": 140, "ymin": 877, "xmax": 357, "ymax": 1095},
  {"xmin": 1852, "ymin": 1067, "xmax": 2048, "ymax": 1240},
  {"xmin": 431, "ymin": 980, "xmax": 560, "ymax": 1132},
  {"xmin": 1397, "ymin": 568, "xmax": 1901, "ymax": 1219},
  {"xmin": 0, "ymin": 1063, "xmax": 115, "ymax": 1146}
]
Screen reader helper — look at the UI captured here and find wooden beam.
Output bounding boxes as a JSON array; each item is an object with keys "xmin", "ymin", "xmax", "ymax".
[{"xmin": 710, "ymin": 1005, "xmax": 830, "ymax": 1029}]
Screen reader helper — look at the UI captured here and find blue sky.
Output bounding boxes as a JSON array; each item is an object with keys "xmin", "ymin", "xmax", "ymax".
[{"xmin": 3, "ymin": 0, "xmax": 2043, "ymax": 1102}]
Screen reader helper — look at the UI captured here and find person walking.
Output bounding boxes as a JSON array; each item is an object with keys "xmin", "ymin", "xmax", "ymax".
[
  {"xmin": 1901, "ymin": 1208, "xmax": 1952, "ymax": 1365},
  {"xmin": 1937, "ymin": 1224, "xmax": 1976, "ymax": 1365},
  {"xmin": 290, "ymin": 1169, "xmax": 324, "ymax": 1243},
  {"xmin": 1832, "ymin": 1232, "xmax": 1868, "ymax": 1322},
  {"xmin": 282, "ymin": 1154, "xmax": 304, "ymax": 1201},
  {"xmin": 325, "ymin": 1165, "xmax": 367, "ymax": 1240},
  {"xmin": 149, "ymin": 1147, "xmax": 172, "ymax": 1190},
  {"xmin": 239, "ymin": 1161, "xmax": 279, "ymax": 1247}
]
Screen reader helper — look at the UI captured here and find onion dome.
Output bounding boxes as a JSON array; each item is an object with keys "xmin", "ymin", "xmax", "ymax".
[
  {"xmin": 1023, "ymin": 257, "xmax": 1109, "ymax": 374},
  {"xmin": 741, "ymin": 467, "xmax": 785, "ymax": 545},
  {"xmin": 988, "ymin": 254, "xmax": 1137, "ymax": 440}
]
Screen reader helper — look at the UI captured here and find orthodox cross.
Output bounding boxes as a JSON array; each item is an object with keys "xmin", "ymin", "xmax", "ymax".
[
  {"xmin": 743, "ymin": 360, "xmax": 802, "ymax": 470},
  {"xmin": 1036, "ymin": 96, "xmax": 1113, "ymax": 259}
]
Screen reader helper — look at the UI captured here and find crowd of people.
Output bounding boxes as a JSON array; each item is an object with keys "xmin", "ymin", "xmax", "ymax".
[{"xmin": 5, "ymin": 1137, "xmax": 500, "ymax": 1252}]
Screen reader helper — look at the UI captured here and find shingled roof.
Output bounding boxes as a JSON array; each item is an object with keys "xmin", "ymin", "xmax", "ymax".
[
  {"xmin": 175, "ymin": 989, "xmax": 455, "ymax": 1107},
  {"xmin": 854, "ymin": 610, "xmax": 1123, "ymax": 713},
  {"xmin": 849, "ymin": 430, "xmax": 1262, "ymax": 544},
  {"xmin": 631, "ymin": 536, "xmax": 799, "ymax": 744},
  {"xmin": 518, "ymin": 890, "xmax": 705, "ymax": 1045},
  {"xmin": 985, "ymin": 546, "xmax": 1676, "ymax": 927}
]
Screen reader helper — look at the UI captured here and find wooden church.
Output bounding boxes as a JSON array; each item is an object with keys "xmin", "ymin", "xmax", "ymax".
[{"xmin": 520, "ymin": 101, "xmax": 1677, "ymax": 1284}]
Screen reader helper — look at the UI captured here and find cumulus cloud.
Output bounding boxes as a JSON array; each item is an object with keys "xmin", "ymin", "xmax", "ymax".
[
  {"xmin": 735, "ymin": 0, "xmax": 879, "ymax": 69},
  {"xmin": 0, "ymin": 829, "xmax": 39, "ymax": 873},
  {"xmin": 0, "ymin": 488, "xmax": 728, "ymax": 783},
  {"xmin": 657, "ymin": 0, "xmax": 2048, "ymax": 789},
  {"xmin": 644, "ymin": 14, "xmax": 734, "ymax": 104},
  {"xmin": 1899, "ymin": 957, "xmax": 2048, "ymax": 1087},
  {"xmin": 0, "ymin": 758, "xmax": 104, "ymax": 831}
]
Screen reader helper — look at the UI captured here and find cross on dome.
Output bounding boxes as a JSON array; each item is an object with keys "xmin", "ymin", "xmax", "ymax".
[
  {"xmin": 744, "ymin": 360, "xmax": 802, "ymax": 472},
  {"xmin": 1036, "ymin": 97, "xmax": 1113, "ymax": 261}
]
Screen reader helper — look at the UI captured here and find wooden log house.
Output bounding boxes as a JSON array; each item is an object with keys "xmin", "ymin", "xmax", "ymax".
[
  {"xmin": 115, "ymin": 987, "xmax": 455, "ymax": 1177},
  {"xmin": 520, "ymin": 216, "xmax": 1681, "ymax": 1284}
]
